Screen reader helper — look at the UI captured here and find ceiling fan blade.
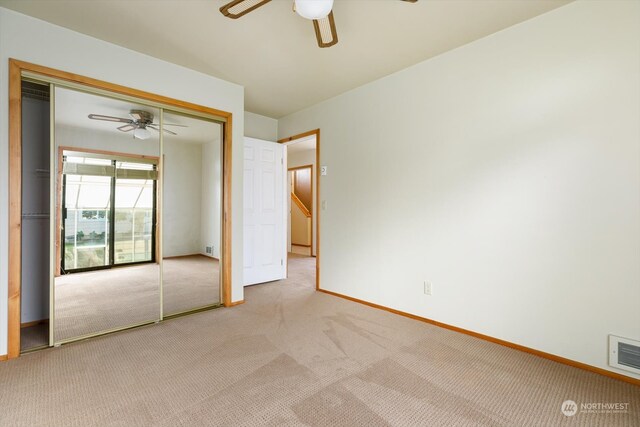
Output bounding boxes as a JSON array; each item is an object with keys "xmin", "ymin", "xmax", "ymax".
[
  {"xmin": 148, "ymin": 125, "xmax": 178, "ymax": 136},
  {"xmin": 88, "ymin": 114, "xmax": 133, "ymax": 124},
  {"xmin": 401, "ymin": 0, "xmax": 418, "ymax": 2},
  {"xmin": 117, "ymin": 124, "xmax": 136, "ymax": 132},
  {"xmin": 150, "ymin": 123, "xmax": 188, "ymax": 128},
  {"xmin": 220, "ymin": 0, "xmax": 271, "ymax": 19},
  {"xmin": 313, "ymin": 11, "xmax": 338, "ymax": 48}
]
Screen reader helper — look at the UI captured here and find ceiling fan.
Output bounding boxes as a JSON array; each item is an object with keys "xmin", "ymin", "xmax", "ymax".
[
  {"xmin": 220, "ymin": 0, "xmax": 418, "ymax": 48},
  {"xmin": 87, "ymin": 110, "xmax": 186, "ymax": 140}
]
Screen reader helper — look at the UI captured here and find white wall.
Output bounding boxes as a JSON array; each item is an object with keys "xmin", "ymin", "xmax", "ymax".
[
  {"xmin": 163, "ymin": 140, "xmax": 202, "ymax": 257},
  {"xmin": 245, "ymin": 111, "xmax": 277, "ymax": 141},
  {"xmin": 278, "ymin": 1, "xmax": 640, "ymax": 380},
  {"xmin": 288, "ymin": 148, "xmax": 317, "ymax": 256},
  {"xmin": 201, "ymin": 138, "xmax": 222, "ymax": 259},
  {"xmin": 0, "ymin": 7, "xmax": 245, "ymax": 356}
]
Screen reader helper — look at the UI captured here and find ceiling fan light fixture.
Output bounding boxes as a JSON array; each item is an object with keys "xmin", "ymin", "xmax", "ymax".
[
  {"xmin": 133, "ymin": 127, "xmax": 151, "ymax": 140},
  {"xmin": 294, "ymin": 0, "xmax": 333, "ymax": 20}
]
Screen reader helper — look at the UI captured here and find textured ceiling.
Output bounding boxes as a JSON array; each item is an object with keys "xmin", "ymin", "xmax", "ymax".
[{"xmin": 1, "ymin": 0, "xmax": 571, "ymax": 118}]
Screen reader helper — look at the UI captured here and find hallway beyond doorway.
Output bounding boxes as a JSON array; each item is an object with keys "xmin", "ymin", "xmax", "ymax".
[{"xmin": 291, "ymin": 244, "xmax": 311, "ymax": 257}]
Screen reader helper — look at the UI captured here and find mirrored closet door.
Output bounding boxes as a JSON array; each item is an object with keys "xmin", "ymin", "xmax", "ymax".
[
  {"xmin": 17, "ymin": 74, "xmax": 227, "ymax": 351},
  {"xmin": 53, "ymin": 86, "xmax": 161, "ymax": 343},
  {"xmin": 162, "ymin": 112, "xmax": 223, "ymax": 316}
]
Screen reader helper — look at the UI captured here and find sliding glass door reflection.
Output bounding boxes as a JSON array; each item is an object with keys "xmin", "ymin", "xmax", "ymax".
[
  {"xmin": 61, "ymin": 158, "xmax": 157, "ymax": 272},
  {"xmin": 63, "ymin": 170, "xmax": 111, "ymax": 271},
  {"xmin": 114, "ymin": 163, "xmax": 157, "ymax": 265}
]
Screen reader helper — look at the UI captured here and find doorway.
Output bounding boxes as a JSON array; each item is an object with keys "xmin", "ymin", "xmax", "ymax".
[
  {"xmin": 279, "ymin": 130, "xmax": 320, "ymax": 290},
  {"xmin": 20, "ymin": 80, "xmax": 51, "ymax": 352}
]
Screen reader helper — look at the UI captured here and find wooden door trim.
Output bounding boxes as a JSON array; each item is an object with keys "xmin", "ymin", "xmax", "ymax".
[
  {"xmin": 7, "ymin": 58, "xmax": 234, "ymax": 360},
  {"xmin": 288, "ymin": 164, "xmax": 313, "ymax": 172},
  {"xmin": 8, "ymin": 60, "xmax": 21, "ymax": 359},
  {"xmin": 58, "ymin": 146, "xmax": 160, "ymax": 161},
  {"xmin": 278, "ymin": 129, "xmax": 320, "ymax": 290}
]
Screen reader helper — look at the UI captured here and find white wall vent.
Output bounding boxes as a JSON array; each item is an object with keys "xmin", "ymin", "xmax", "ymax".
[{"xmin": 609, "ymin": 335, "xmax": 640, "ymax": 375}]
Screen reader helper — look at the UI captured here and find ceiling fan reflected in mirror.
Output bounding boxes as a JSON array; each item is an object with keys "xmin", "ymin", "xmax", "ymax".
[
  {"xmin": 220, "ymin": 0, "xmax": 418, "ymax": 48},
  {"xmin": 87, "ymin": 110, "xmax": 187, "ymax": 140}
]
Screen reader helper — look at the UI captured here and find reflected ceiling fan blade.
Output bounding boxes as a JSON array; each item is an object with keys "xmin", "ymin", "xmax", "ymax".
[
  {"xmin": 148, "ymin": 125, "xmax": 178, "ymax": 136},
  {"xmin": 220, "ymin": 0, "xmax": 271, "ymax": 19},
  {"xmin": 117, "ymin": 124, "xmax": 137, "ymax": 132},
  {"xmin": 313, "ymin": 11, "xmax": 338, "ymax": 48},
  {"xmin": 150, "ymin": 123, "xmax": 188, "ymax": 128},
  {"xmin": 88, "ymin": 114, "xmax": 133, "ymax": 124}
]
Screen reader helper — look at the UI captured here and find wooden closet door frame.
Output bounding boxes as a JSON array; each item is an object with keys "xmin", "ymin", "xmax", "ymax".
[{"xmin": 7, "ymin": 59, "xmax": 234, "ymax": 359}]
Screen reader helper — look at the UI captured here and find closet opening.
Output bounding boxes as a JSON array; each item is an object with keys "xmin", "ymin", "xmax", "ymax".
[{"xmin": 20, "ymin": 80, "xmax": 51, "ymax": 353}]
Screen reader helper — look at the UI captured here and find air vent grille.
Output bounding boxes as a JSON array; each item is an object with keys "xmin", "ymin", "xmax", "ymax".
[
  {"xmin": 609, "ymin": 335, "xmax": 640, "ymax": 375},
  {"xmin": 618, "ymin": 342, "xmax": 640, "ymax": 370}
]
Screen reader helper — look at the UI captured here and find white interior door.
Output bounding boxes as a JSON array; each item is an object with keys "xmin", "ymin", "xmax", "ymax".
[{"xmin": 243, "ymin": 137, "xmax": 287, "ymax": 286}]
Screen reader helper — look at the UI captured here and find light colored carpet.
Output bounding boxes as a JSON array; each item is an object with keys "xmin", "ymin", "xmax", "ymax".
[
  {"xmin": 162, "ymin": 255, "xmax": 221, "ymax": 315},
  {"xmin": 54, "ymin": 256, "xmax": 219, "ymax": 341},
  {"xmin": 1, "ymin": 254, "xmax": 638, "ymax": 426}
]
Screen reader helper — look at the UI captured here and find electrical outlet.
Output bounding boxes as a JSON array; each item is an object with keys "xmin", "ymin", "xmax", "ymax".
[{"xmin": 424, "ymin": 281, "xmax": 432, "ymax": 296}]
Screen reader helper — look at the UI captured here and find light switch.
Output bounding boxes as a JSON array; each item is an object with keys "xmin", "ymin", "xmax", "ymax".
[
  {"xmin": 321, "ymin": 166, "xmax": 327, "ymax": 176},
  {"xmin": 321, "ymin": 200, "xmax": 327, "ymax": 210}
]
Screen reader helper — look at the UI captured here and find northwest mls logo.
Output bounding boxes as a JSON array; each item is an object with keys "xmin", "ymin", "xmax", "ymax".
[
  {"xmin": 561, "ymin": 400, "xmax": 630, "ymax": 416},
  {"xmin": 561, "ymin": 400, "xmax": 578, "ymax": 417}
]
